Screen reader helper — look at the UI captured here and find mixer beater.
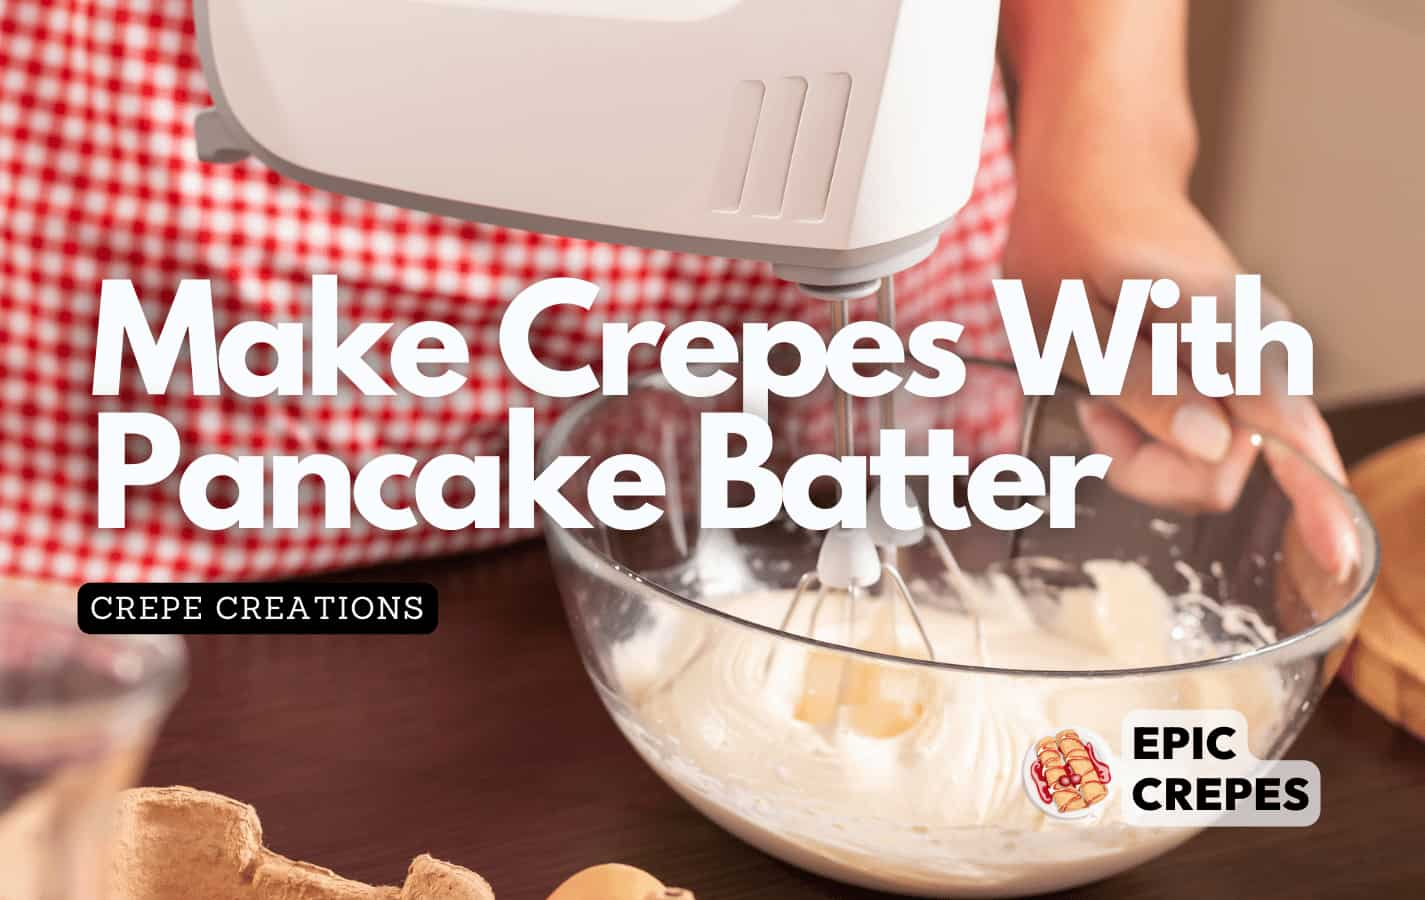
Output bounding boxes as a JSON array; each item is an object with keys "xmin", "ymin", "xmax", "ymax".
[
  {"xmin": 867, "ymin": 277, "xmax": 990, "ymax": 663},
  {"xmin": 770, "ymin": 276, "xmax": 992, "ymax": 709}
]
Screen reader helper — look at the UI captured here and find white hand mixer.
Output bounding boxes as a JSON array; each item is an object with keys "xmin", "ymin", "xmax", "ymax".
[{"xmin": 191, "ymin": 0, "xmax": 1003, "ymax": 669}]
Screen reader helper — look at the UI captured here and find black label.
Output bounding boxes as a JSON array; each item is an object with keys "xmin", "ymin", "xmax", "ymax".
[{"xmin": 77, "ymin": 583, "xmax": 438, "ymax": 635}]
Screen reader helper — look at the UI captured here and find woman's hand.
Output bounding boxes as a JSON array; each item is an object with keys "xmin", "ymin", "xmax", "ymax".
[{"xmin": 1004, "ymin": 171, "xmax": 1358, "ymax": 583}]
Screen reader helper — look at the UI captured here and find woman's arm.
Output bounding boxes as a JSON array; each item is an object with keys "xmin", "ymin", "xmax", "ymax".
[
  {"xmin": 1002, "ymin": 0, "xmax": 1200, "ymax": 198},
  {"xmin": 997, "ymin": 0, "xmax": 1358, "ymax": 581}
]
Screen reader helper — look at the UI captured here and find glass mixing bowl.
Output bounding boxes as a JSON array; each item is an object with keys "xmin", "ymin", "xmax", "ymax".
[{"xmin": 541, "ymin": 360, "xmax": 1376, "ymax": 898}]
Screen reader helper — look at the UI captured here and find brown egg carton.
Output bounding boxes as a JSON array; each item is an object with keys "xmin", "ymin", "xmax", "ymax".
[{"xmin": 110, "ymin": 787, "xmax": 691, "ymax": 900}]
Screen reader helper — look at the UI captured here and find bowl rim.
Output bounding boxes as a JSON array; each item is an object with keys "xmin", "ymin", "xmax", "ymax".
[
  {"xmin": 540, "ymin": 360, "xmax": 1380, "ymax": 679},
  {"xmin": 0, "ymin": 590, "xmax": 188, "ymax": 727}
]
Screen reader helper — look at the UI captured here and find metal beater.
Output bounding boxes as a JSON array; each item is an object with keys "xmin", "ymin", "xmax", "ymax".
[
  {"xmin": 869, "ymin": 279, "xmax": 990, "ymax": 662},
  {"xmin": 770, "ymin": 276, "xmax": 982, "ymax": 670}
]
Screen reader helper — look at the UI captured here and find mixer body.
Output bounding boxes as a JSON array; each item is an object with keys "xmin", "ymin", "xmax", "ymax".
[{"xmin": 192, "ymin": 0, "xmax": 1001, "ymax": 289}]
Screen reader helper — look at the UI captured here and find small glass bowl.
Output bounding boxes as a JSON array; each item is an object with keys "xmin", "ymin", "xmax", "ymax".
[{"xmin": 0, "ymin": 583, "xmax": 186, "ymax": 899}]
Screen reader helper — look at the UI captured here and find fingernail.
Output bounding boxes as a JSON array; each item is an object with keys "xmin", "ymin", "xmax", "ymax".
[
  {"xmin": 1171, "ymin": 404, "xmax": 1232, "ymax": 462},
  {"xmin": 1334, "ymin": 529, "xmax": 1361, "ymax": 586},
  {"xmin": 1076, "ymin": 398, "xmax": 1111, "ymax": 431}
]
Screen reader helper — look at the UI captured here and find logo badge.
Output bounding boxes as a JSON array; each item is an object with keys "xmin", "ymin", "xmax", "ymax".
[{"xmin": 1023, "ymin": 727, "xmax": 1115, "ymax": 820}]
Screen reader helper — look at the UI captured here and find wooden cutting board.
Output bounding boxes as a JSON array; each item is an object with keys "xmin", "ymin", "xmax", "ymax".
[{"xmin": 1339, "ymin": 434, "xmax": 1425, "ymax": 742}]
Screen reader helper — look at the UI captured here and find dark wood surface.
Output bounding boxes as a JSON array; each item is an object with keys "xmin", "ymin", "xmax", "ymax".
[{"xmin": 142, "ymin": 396, "xmax": 1425, "ymax": 900}]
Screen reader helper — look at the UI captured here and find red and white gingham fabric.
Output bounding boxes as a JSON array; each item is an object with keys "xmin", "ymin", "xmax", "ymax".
[{"xmin": 0, "ymin": 0, "xmax": 1017, "ymax": 583}]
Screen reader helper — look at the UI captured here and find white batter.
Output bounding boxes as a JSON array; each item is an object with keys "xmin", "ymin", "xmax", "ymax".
[{"xmin": 607, "ymin": 560, "xmax": 1287, "ymax": 897}]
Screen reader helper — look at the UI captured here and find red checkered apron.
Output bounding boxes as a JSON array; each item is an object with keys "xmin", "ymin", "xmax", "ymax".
[{"xmin": 0, "ymin": 1, "xmax": 1017, "ymax": 582}]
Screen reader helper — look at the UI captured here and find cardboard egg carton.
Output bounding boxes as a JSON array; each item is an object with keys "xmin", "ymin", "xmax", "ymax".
[{"xmin": 111, "ymin": 787, "xmax": 690, "ymax": 900}]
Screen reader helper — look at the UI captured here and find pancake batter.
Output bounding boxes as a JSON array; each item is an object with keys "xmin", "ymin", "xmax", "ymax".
[{"xmin": 606, "ymin": 560, "xmax": 1286, "ymax": 897}]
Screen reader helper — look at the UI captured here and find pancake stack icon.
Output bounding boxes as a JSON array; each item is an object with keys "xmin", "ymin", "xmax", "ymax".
[{"xmin": 1027, "ymin": 728, "xmax": 1113, "ymax": 816}]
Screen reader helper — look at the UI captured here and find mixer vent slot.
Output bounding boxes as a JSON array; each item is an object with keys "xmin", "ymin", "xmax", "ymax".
[
  {"xmin": 712, "ymin": 72, "xmax": 852, "ymax": 221},
  {"xmin": 711, "ymin": 80, "xmax": 767, "ymax": 213}
]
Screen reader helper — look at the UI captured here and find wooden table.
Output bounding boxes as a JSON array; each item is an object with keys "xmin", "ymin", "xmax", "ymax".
[{"xmin": 143, "ymin": 396, "xmax": 1425, "ymax": 900}]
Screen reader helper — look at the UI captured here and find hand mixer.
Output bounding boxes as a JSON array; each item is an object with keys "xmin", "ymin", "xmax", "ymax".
[{"xmin": 190, "ymin": 0, "xmax": 1002, "ymax": 672}]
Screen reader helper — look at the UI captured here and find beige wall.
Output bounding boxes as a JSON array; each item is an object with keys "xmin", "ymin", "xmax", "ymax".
[{"xmin": 1189, "ymin": 0, "xmax": 1425, "ymax": 407}]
